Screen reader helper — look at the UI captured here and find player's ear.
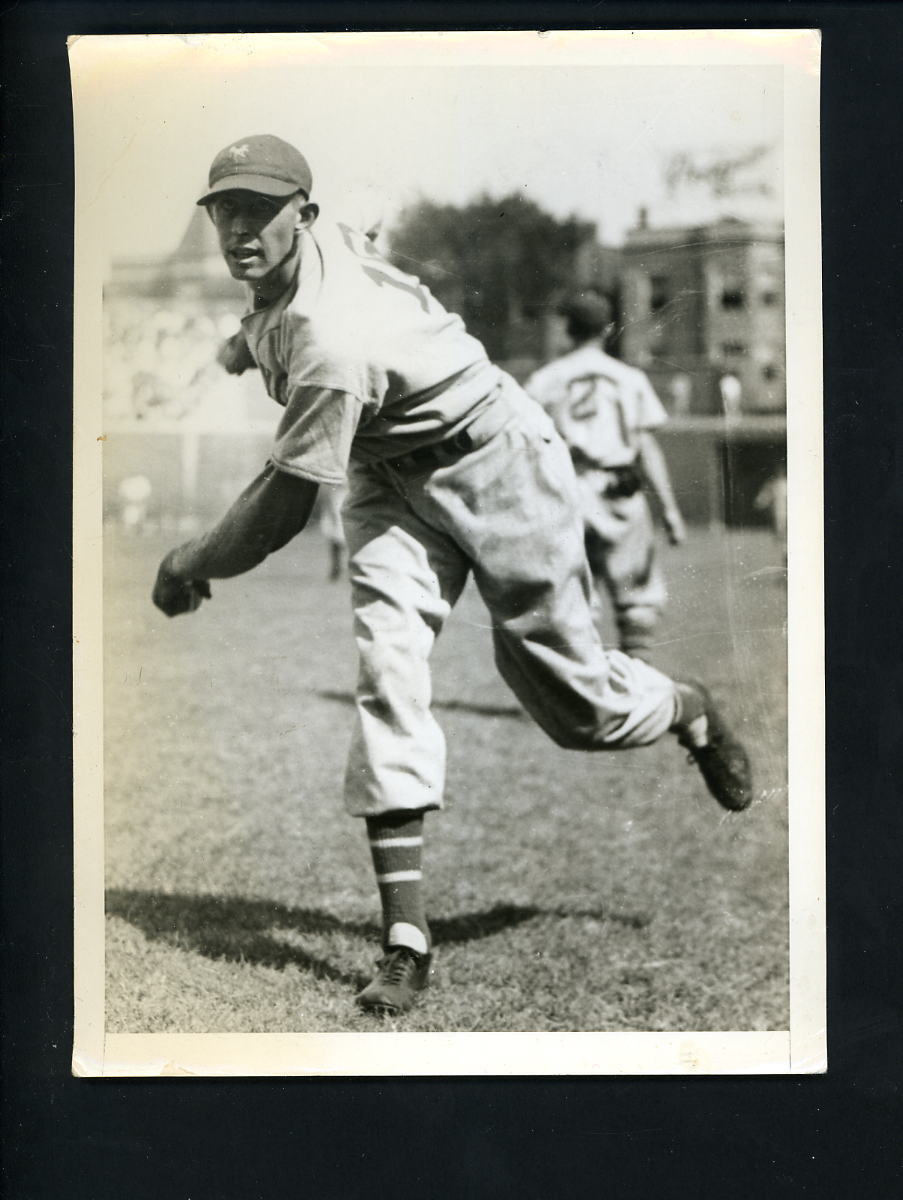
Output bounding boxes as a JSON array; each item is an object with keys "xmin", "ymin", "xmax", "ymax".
[{"xmin": 296, "ymin": 201, "xmax": 319, "ymax": 231}]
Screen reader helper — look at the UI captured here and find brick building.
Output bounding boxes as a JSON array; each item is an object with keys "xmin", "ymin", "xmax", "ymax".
[{"xmin": 619, "ymin": 214, "xmax": 785, "ymax": 416}]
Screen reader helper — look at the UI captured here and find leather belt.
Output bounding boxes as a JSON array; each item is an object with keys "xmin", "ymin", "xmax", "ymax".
[
  {"xmin": 571, "ymin": 450, "xmax": 643, "ymax": 498},
  {"xmin": 600, "ymin": 465, "xmax": 643, "ymax": 499},
  {"xmin": 385, "ymin": 396, "xmax": 513, "ymax": 475}
]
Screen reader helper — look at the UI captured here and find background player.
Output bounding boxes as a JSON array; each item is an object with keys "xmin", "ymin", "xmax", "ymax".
[
  {"xmin": 318, "ymin": 483, "xmax": 348, "ymax": 581},
  {"xmin": 525, "ymin": 292, "xmax": 686, "ymax": 660},
  {"xmin": 152, "ymin": 134, "xmax": 752, "ymax": 1016},
  {"xmin": 755, "ymin": 468, "xmax": 788, "ymax": 568},
  {"xmin": 117, "ymin": 473, "xmax": 153, "ymax": 536}
]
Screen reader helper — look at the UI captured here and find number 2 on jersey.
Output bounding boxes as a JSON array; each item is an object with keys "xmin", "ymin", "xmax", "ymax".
[
  {"xmin": 566, "ymin": 375, "xmax": 630, "ymax": 445},
  {"xmin": 338, "ymin": 223, "xmax": 431, "ymax": 314}
]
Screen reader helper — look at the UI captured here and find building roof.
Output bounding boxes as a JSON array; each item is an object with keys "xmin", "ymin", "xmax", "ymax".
[
  {"xmin": 624, "ymin": 215, "xmax": 784, "ymax": 250},
  {"xmin": 108, "ymin": 205, "xmax": 242, "ymax": 299},
  {"xmin": 171, "ymin": 205, "xmax": 222, "ymax": 263}
]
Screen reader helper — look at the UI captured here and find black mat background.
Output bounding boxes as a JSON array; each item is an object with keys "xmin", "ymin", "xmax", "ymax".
[{"xmin": 2, "ymin": 4, "xmax": 901, "ymax": 1196}]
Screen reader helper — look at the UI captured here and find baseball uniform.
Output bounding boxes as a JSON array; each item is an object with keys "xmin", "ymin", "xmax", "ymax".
[
  {"xmin": 526, "ymin": 346, "xmax": 670, "ymax": 655},
  {"xmin": 237, "ymin": 219, "xmax": 678, "ymax": 816}
]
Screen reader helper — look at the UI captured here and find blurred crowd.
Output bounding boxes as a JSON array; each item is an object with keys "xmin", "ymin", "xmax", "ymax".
[{"xmin": 103, "ymin": 297, "xmax": 255, "ymax": 428}]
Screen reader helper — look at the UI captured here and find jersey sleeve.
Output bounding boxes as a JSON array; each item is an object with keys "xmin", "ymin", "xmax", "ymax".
[
  {"xmin": 635, "ymin": 371, "xmax": 668, "ymax": 430},
  {"xmin": 271, "ymin": 384, "xmax": 363, "ymax": 484}
]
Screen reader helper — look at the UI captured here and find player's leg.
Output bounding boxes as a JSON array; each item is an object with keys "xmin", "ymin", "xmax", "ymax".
[
  {"xmin": 594, "ymin": 493, "xmax": 667, "ymax": 661},
  {"xmin": 342, "ymin": 464, "xmax": 470, "ymax": 1011},
  {"xmin": 576, "ymin": 472, "xmax": 615, "ymax": 628},
  {"xmin": 474, "ymin": 507, "xmax": 675, "ymax": 749},
  {"xmin": 583, "ymin": 519, "xmax": 615, "ymax": 632},
  {"xmin": 419, "ymin": 387, "xmax": 751, "ymax": 809},
  {"xmin": 343, "ymin": 465, "xmax": 469, "ymax": 818},
  {"xmin": 422, "ymin": 403, "xmax": 677, "ymax": 748}
]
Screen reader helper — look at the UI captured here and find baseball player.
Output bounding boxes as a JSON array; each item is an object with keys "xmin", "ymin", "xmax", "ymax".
[
  {"xmin": 152, "ymin": 135, "xmax": 752, "ymax": 1015},
  {"xmin": 755, "ymin": 469, "xmax": 788, "ymax": 567},
  {"xmin": 525, "ymin": 293, "xmax": 686, "ymax": 660}
]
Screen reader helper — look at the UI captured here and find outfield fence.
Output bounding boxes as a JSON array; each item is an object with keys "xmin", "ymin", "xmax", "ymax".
[{"xmin": 101, "ymin": 417, "xmax": 785, "ymax": 531}]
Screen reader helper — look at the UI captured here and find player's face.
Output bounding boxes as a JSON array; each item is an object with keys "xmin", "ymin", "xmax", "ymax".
[{"xmin": 207, "ymin": 191, "xmax": 304, "ymax": 283}]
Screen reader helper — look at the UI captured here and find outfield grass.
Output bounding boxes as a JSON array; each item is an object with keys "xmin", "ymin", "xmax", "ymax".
[{"xmin": 103, "ymin": 522, "xmax": 788, "ymax": 1033}]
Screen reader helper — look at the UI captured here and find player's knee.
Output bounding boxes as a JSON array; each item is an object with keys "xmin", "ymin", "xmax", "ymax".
[{"xmin": 534, "ymin": 713, "xmax": 603, "ymax": 751}]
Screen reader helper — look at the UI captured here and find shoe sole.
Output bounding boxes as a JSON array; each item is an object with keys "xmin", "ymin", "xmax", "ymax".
[{"xmin": 356, "ymin": 989, "xmax": 427, "ymax": 1016}]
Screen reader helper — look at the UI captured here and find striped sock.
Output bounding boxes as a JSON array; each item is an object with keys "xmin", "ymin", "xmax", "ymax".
[{"xmin": 366, "ymin": 811, "xmax": 430, "ymax": 955}]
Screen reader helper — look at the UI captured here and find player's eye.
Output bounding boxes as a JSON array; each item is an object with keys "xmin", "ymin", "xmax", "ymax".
[
  {"xmin": 210, "ymin": 198, "xmax": 237, "ymax": 221},
  {"xmin": 209, "ymin": 194, "xmax": 283, "ymax": 226},
  {"xmin": 251, "ymin": 198, "xmax": 281, "ymax": 220}
]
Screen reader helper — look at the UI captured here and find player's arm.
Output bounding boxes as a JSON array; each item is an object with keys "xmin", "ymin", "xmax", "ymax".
[
  {"xmin": 153, "ymin": 380, "xmax": 361, "ymax": 616},
  {"xmin": 636, "ymin": 430, "xmax": 686, "ymax": 546},
  {"xmin": 152, "ymin": 464, "xmax": 318, "ymax": 617}
]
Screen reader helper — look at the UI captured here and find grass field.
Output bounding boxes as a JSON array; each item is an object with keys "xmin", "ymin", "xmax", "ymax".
[{"xmin": 103, "ymin": 521, "xmax": 788, "ymax": 1034}]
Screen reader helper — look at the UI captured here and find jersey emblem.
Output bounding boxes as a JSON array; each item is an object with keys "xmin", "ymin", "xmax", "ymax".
[{"xmin": 227, "ymin": 143, "xmax": 250, "ymax": 161}]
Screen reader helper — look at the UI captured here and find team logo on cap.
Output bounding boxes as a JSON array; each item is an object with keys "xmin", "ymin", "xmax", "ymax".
[{"xmin": 227, "ymin": 143, "xmax": 250, "ymax": 161}]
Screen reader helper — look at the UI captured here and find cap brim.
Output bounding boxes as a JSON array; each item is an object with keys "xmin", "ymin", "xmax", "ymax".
[{"xmin": 196, "ymin": 174, "xmax": 306, "ymax": 206}]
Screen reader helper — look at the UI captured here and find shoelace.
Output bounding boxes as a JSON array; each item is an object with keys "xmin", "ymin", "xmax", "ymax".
[{"xmin": 379, "ymin": 949, "xmax": 417, "ymax": 983}]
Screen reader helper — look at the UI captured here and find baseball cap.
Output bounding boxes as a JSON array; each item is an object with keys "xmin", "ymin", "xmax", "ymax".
[
  {"xmin": 197, "ymin": 135, "xmax": 313, "ymax": 206},
  {"xmin": 558, "ymin": 291, "xmax": 613, "ymax": 333}
]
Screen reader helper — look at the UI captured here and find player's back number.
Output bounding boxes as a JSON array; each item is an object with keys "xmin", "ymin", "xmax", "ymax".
[{"xmin": 565, "ymin": 373, "xmax": 630, "ymax": 444}]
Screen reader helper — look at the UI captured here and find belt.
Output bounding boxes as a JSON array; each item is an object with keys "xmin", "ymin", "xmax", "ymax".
[
  {"xmin": 572, "ymin": 453, "xmax": 643, "ymax": 498},
  {"xmin": 603, "ymin": 465, "xmax": 642, "ymax": 498},
  {"xmin": 385, "ymin": 395, "xmax": 514, "ymax": 474},
  {"xmin": 387, "ymin": 426, "xmax": 478, "ymax": 473}
]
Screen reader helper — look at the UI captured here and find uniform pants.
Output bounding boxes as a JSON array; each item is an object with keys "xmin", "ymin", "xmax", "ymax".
[
  {"xmin": 577, "ymin": 473, "xmax": 667, "ymax": 654},
  {"xmin": 342, "ymin": 381, "xmax": 678, "ymax": 817}
]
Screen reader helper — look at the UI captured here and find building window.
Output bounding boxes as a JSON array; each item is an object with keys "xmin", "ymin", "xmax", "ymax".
[
  {"xmin": 762, "ymin": 363, "xmax": 779, "ymax": 382},
  {"xmin": 649, "ymin": 275, "xmax": 670, "ymax": 313},
  {"xmin": 721, "ymin": 341, "xmax": 747, "ymax": 358},
  {"xmin": 721, "ymin": 284, "xmax": 746, "ymax": 309},
  {"xmin": 760, "ymin": 289, "xmax": 780, "ymax": 306}
]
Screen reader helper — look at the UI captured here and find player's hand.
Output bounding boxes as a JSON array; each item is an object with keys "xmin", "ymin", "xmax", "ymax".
[
  {"xmin": 663, "ymin": 508, "xmax": 686, "ymax": 546},
  {"xmin": 152, "ymin": 555, "xmax": 212, "ymax": 617},
  {"xmin": 216, "ymin": 330, "xmax": 256, "ymax": 376}
]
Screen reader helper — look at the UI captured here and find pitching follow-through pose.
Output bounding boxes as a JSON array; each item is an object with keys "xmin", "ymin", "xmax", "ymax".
[
  {"xmin": 525, "ymin": 292, "xmax": 686, "ymax": 660},
  {"xmin": 153, "ymin": 135, "xmax": 753, "ymax": 1015}
]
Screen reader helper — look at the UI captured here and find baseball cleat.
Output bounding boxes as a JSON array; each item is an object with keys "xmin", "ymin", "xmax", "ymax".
[
  {"xmin": 356, "ymin": 946, "xmax": 432, "ymax": 1014},
  {"xmin": 673, "ymin": 680, "xmax": 753, "ymax": 812}
]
